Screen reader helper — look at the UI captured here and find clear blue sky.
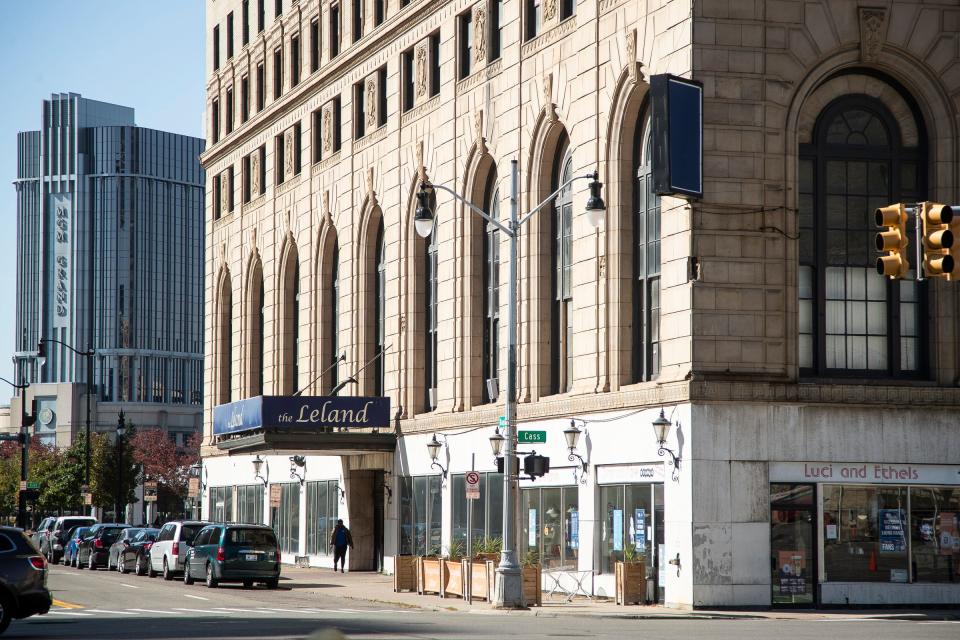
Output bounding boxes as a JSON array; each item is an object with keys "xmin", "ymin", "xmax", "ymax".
[{"xmin": 0, "ymin": 1, "xmax": 205, "ymax": 393}]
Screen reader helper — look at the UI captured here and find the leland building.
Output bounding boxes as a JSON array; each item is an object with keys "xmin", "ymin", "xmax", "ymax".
[
  {"xmin": 200, "ymin": 0, "xmax": 960, "ymax": 607},
  {"xmin": 12, "ymin": 93, "xmax": 205, "ymax": 448}
]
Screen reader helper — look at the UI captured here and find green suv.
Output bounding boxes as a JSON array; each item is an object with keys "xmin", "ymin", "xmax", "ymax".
[{"xmin": 183, "ymin": 524, "xmax": 280, "ymax": 589}]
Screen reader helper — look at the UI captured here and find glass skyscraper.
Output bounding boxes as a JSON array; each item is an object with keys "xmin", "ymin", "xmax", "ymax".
[{"xmin": 13, "ymin": 93, "xmax": 204, "ymax": 440}]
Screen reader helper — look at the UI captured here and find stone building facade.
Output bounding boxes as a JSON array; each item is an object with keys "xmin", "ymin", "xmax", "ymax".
[{"xmin": 201, "ymin": 0, "xmax": 960, "ymax": 607}]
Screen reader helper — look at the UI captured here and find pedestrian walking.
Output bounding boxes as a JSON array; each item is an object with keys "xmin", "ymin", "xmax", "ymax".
[{"xmin": 329, "ymin": 519, "xmax": 354, "ymax": 573}]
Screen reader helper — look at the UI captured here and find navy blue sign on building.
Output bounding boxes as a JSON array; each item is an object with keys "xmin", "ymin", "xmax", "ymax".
[
  {"xmin": 650, "ymin": 74, "xmax": 703, "ymax": 199},
  {"xmin": 213, "ymin": 395, "xmax": 391, "ymax": 436}
]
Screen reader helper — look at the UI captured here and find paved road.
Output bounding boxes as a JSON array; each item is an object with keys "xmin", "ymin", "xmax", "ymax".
[{"xmin": 6, "ymin": 564, "xmax": 957, "ymax": 639}]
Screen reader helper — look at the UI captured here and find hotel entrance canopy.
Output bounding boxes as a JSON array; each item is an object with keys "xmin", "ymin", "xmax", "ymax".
[{"xmin": 213, "ymin": 395, "xmax": 395, "ymax": 456}]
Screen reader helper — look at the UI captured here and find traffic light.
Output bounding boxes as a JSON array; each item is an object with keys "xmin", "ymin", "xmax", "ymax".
[
  {"xmin": 949, "ymin": 209, "xmax": 960, "ymax": 281},
  {"xmin": 875, "ymin": 203, "xmax": 909, "ymax": 279},
  {"xmin": 523, "ymin": 454, "xmax": 550, "ymax": 479},
  {"xmin": 919, "ymin": 202, "xmax": 954, "ymax": 278}
]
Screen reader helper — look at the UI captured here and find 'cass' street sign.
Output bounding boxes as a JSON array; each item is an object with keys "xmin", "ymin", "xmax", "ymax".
[
  {"xmin": 213, "ymin": 395, "xmax": 391, "ymax": 436},
  {"xmin": 518, "ymin": 430, "xmax": 546, "ymax": 443}
]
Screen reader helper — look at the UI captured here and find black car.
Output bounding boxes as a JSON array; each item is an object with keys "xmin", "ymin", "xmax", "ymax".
[
  {"xmin": 76, "ymin": 524, "xmax": 130, "ymax": 570},
  {"xmin": 0, "ymin": 526, "xmax": 51, "ymax": 633},
  {"xmin": 116, "ymin": 528, "xmax": 159, "ymax": 575},
  {"xmin": 106, "ymin": 528, "xmax": 143, "ymax": 571}
]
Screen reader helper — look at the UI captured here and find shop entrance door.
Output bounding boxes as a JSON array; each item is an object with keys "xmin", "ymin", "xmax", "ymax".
[{"xmin": 770, "ymin": 483, "xmax": 816, "ymax": 606}]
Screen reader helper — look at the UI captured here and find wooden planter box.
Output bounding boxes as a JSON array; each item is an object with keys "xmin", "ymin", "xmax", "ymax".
[
  {"xmin": 522, "ymin": 564, "xmax": 542, "ymax": 607},
  {"xmin": 445, "ymin": 559, "xmax": 465, "ymax": 598},
  {"xmin": 615, "ymin": 561, "xmax": 646, "ymax": 605},
  {"xmin": 467, "ymin": 560, "xmax": 494, "ymax": 601},
  {"xmin": 393, "ymin": 555, "xmax": 418, "ymax": 593},
  {"xmin": 418, "ymin": 557, "xmax": 446, "ymax": 596}
]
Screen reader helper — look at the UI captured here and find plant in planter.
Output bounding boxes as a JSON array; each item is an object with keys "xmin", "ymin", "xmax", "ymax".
[
  {"xmin": 417, "ymin": 543, "xmax": 447, "ymax": 596},
  {"xmin": 473, "ymin": 536, "xmax": 502, "ymax": 561},
  {"xmin": 466, "ymin": 537, "xmax": 501, "ymax": 601},
  {"xmin": 520, "ymin": 550, "xmax": 542, "ymax": 607},
  {"xmin": 444, "ymin": 540, "xmax": 466, "ymax": 598},
  {"xmin": 615, "ymin": 546, "xmax": 646, "ymax": 605}
]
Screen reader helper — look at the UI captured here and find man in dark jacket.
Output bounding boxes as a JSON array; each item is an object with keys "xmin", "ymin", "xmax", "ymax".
[{"xmin": 329, "ymin": 519, "xmax": 354, "ymax": 573}]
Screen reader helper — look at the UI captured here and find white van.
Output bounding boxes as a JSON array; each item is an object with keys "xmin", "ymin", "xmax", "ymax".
[{"xmin": 149, "ymin": 520, "xmax": 210, "ymax": 580}]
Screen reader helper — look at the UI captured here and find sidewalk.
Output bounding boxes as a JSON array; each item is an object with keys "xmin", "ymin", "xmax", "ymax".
[{"xmin": 277, "ymin": 565, "xmax": 959, "ymax": 621}]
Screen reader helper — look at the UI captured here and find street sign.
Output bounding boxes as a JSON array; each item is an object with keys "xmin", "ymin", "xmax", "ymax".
[
  {"xmin": 144, "ymin": 480, "xmax": 158, "ymax": 491},
  {"xmin": 19, "ymin": 481, "xmax": 39, "ymax": 491},
  {"xmin": 269, "ymin": 484, "xmax": 282, "ymax": 508},
  {"xmin": 498, "ymin": 416, "xmax": 507, "ymax": 429},
  {"xmin": 144, "ymin": 494, "xmax": 158, "ymax": 502},
  {"xmin": 465, "ymin": 471, "xmax": 480, "ymax": 500},
  {"xmin": 82, "ymin": 492, "xmax": 92, "ymax": 506},
  {"xmin": 518, "ymin": 430, "xmax": 546, "ymax": 443},
  {"xmin": 188, "ymin": 477, "xmax": 200, "ymax": 498}
]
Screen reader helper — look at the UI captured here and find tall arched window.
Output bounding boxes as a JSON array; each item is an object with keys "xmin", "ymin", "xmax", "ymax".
[
  {"xmin": 216, "ymin": 270, "xmax": 233, "ymax": 405},
  {"xmin": 246, "ymin": 259, "xmax": 265, "ymax": 397},
  {"xmin": 799, "ymin": 95, "xmax": 924, "ymax": 376},
  {"xmin": 329, "ymin": 242, "xmax": 339, "ymax": 392},
  {"xmin": 633, "ymin": 119, "xmax": 661, "ymax": 382},
  {"xmin": 425, "ymin": 212, "xmax": 438, "ymax": 410},
  {"xmin": 482, "ymin": 172, "xmax": 500, "ymax": 403},
  {"xmin": 551, "ymin": 146, "xmax": 574, "ymax": 394},
  {"xmin": 278, "ymin": 243, "xmax": 300, "ymax": 395},
  {"xmin": 374, "ymin": 219, "xmax": 385, "ymax": 397}
]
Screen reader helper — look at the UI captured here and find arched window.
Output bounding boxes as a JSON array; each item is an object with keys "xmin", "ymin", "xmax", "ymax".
[
  {"xmin": 425, "ymin": 210, "xmax": 438, "ymax": 410},
  {"xmin": 633, "ymin": 119, "xmax": 661, "ymax": 382},
  {"xmin": 374, "ymin": 219, "xmax": 385, "ymax": 397},
  {"xmin": 482, "ymin": 171, "xmax": 500, "ymax": 403},
  {"xmin": 216, "ymin": 270, "xmax": 233, "ymax": 405},
  {"xmin": 246, "ymin": 259, "xmax": 265, "ymax": 397},
  {"xmin": 799, "ymin": 95, "xmax": 924, "ymax": 376},
  {"xmin": 329, "ymin": 242, "xmax": 339, "ymax": 392},
  {"xmin": 279, "ymin": 244, "xmax": 300, "ymax": 395},
  {"xmin": 551, "ymin": 146, "xmax": 574, "ymax": 394}
]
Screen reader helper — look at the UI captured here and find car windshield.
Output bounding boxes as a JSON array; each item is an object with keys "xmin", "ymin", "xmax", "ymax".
[
  {"xmin": 225, "ymin": 528, "xmax": 277, "ymax": 547},
  {"xmin": 75, "ymin": 527, "xmax": 91, "ymax": 539},
  {"xmin": 135, "ymin": 529, "xmax": 159, "ymax": 542},
  {"xmin": 180, "ymin": 525, "xmax": 204, "ymax": 543},
  {"xmin": 100, "ymin": 528, "xmax": 126, "ymax": 544},
  {"xmin": 124, "ymin": 528, "xmax": 142, "ymax": 539},
  {"xmin": 60, "ymin": 518, "xmax": 95, "ymax": 531}
]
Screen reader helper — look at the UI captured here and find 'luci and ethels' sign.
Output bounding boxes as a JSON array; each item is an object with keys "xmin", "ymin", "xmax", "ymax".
[{"xmin": 213, "ymin": 395, "xmax": 391, "ymax": 436}]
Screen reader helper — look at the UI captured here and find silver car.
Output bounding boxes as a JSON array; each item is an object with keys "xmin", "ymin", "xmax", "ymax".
[{"xmin": 149, "ymin": 521, "xmax": 210, "ymax": 580}]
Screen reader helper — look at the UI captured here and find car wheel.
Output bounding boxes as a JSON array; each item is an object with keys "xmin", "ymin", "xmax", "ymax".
[
  {"xmin": 147, "ymin": 557, "xmax": 157, "ymax": 578},
  {"xmin": 163, "ymin": 558, "xmax": 173, "ymax": 581},
  {"xmin": 88, "ymin": 553, "xmax": 95, "ymax": 570},
  {"xmin": 183, "ymin": 561, "xmax": 194, "ymax": 586},
  {"xmin": 135, "ymin": 555, "xmax": 146, "ymax": 576},
  {"xmin": 118, "ymin": 555, "xmax": 127, "ymax": 574},
  {"xmin": 0, "ymin": 592, "xmax": 13, "ymax": 635},
  {"xmin": 242, "ymin": 580, "xmax": 253, "ymax": 589},
  {"xmin": 107, "ymin": 555, "xmax": 114, "ymax": 571},
  {"xmin": 205, "ymin": 563, "xmax": 218, "ymax": 589},
  {"xmin": 266, "ymin": 579, "xmax": 278, "ymax": 589}
]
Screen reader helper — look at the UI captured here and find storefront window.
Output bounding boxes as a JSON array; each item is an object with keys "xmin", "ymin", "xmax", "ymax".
[
  {"xmin": 599, "ymin": 483, "xmax": 657, "ymax": 574},
  {"xmin": 236, "ymin": 484, "xmax": 264, "ymax": 524},
  {"xmin": 208, "ymin": 486, "xmax": 233, "ymax": 522},
  {"xmin": 521, "ymin": 486, "xmax": 578, "ymax": 569},
  {"xmin": 822, "ymin": 485, "xmax": 909, "ymax": 582},
  {"xmin": 398, "ymin": 476, "xmax": 442, "ymax": 556},
  {"xmin": 306, "ymin": 480, "xmax": 339, "ymax": 556},
  {"xmin": 770, "ymin": 484, "xmax": 815, "ymax": 605},
  {"xmin": 452, "ymin": 472, "xmax": 503, "ymax": 554},
  {"xmin": 910, "ymin": 487, "xmax": 960, "ymax": 583},
  {"xmin": 271, "ymin": 483, "xmax": 300, "ymax": 555}
]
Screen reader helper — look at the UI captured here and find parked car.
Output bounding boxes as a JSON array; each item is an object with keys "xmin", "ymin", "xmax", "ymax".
[
  {"xmin": 149, "ymin": 520, "xmax": 210, "ymax": 580},
  {"xmin": 183, "ymin": 524, "xmax": 280, "ymax": 589},
  {"xmin": 30, "ymin": 518, "xmax": 55, "ymax": 552},
  {"xmin": 62, "ymin": 526, "xmax": 91, "ymax": 567},
  {"xmin": 76, "ymin": 524, "xmax": 130, "ymax": 570},
  {"xmin": 44, "ymin": 516, "xmax": 97, "ymax": 564},
  {"xmin": 117, "ymin": 528, "xmax": 159, "ymax": 575},
  {"xmin": 0, "ymin": 526, "xmax": 51, "ymax": 633},
  {"xmin": 106, "ymin": 528, "xmax": 142, "ymax": 571}
]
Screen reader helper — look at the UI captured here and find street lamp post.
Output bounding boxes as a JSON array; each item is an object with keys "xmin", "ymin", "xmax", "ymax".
[
  {"xmin": 38, "ymin": 338, "xmax": 95, "ymax": 513},
  {"xmin": 0, "ymin": 376, "xmax": 34, "ymax": 530},
  {"xmin": 415, "ymin": 159, "xmax": 604, "ymax": 608},
  {"xmin": 116, "ymin": 411, "xmax": 126, "ymax": 524}
]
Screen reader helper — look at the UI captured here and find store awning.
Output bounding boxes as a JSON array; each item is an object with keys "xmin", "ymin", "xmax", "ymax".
[{"xmin": 213, "ymin": 395, "xmax": 395, "ymax": 456}]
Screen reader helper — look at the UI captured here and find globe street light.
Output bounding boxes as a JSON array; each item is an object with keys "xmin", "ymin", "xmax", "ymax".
[{"xmin": 414, "ymin": 158, "xmax": 604, "ymax": 608}]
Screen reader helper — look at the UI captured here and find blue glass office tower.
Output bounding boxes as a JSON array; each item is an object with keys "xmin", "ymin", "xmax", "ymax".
[{"xmin": 13, "ymin": 93, "xmax": 204, "ymax": 441}]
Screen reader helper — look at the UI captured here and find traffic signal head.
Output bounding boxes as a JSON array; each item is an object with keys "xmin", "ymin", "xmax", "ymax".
[
  {"xmin": 950, "ymin": 213, "xmax": 960, "ymax": 281},
  {"xmin": 920, "ymin": 203, "xmax": 954, "ymax": 278},
  {"xmin": 875, "ymin": 203, "xmax": 909, "ymax": 279}
]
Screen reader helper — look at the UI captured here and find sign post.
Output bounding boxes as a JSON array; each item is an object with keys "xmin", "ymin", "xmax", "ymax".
[{"xmin": 465, "ymin": 456, "xmax": 478, "ymax": 604}]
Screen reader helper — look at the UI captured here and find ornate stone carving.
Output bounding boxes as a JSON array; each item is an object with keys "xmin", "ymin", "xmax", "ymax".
[
  {"xmin": 626, "ymin": 28, "xmax": 638, "ymax": 84},
  {"xmin": 544, "ymin": 73, "xmax": 556, "ymax": 122},
  {"xmin": 416, "ymin": 141, "xmax": 426, "ymax": 181},
  {"xmin": 366, "ymin": 76, "xmax": 378, "ymax": 129},
  {"xmin": 415, "ymin": 42, "xmax": 429, "ymax": 99},
  {"xmin": 543, "ymin": 0, "xmax": 557, "ymax": 22},
  {"xmin": 399, "ymin": 313, "xmax": 406, "ymax": 333},
  {"xmin": 284, "ymin": 128, "xmax": 294, "ymax": 179},
  {"xmin": 220, "ymin": 169, "xmax": 231, "ymax": 213},
  {"xmin": 250, "ymin": 150, "xmax": 261, "ymax": 196},
  {"xmin": 473, "ymin": 6, "xmax": 486, "ymax": 65},
  {"xmin": 323, "ymin": 190, "xmax": 330, "ymax": 217},
  {"xmin": 598, "ymin": 255, "xmax": 606, "ymax": 277},
  {"xmin": 474, "ymin": 110, "xmax": 486, "ymax": 154},
  {"xmin": 366, "ymin": 167, "xmax": 375, "ymax": 198},
  {"xmin": 322, "ymin": 104, "xmax": 333, "ymax": 154},
  {"xmin": 859, "ymin": 7, "xmax": 886, "ymax": 62}
]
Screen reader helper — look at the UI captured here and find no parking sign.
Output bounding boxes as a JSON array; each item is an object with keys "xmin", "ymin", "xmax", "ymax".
[{"xmin": 465, "ymin": 471, "xmax": 480, "ymax": 500}]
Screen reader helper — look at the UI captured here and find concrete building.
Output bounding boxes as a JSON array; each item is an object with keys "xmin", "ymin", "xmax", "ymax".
[
  {"xmin": 12, "ymin": 93, "xmax": 205, "ymax": 447},
  {"xmin": 200, "ymin": 0, "xmax": 960, "ymax": 607}
]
